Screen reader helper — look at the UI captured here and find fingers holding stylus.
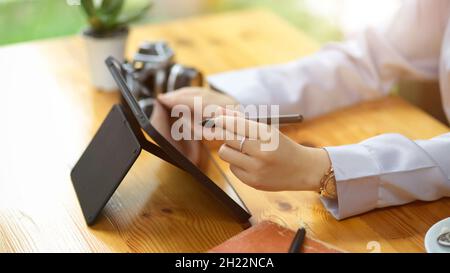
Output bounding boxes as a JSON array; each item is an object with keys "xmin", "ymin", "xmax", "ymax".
[
  {"xmin": 213, "ymin": 108, "xmax": 282, "ymax": 189},
  {"xmin": 213, "ymin": 107, "xmax": 317, "ymax": 192},
  {"xmin": 213, "ymin": 114, "xmax": 274, "ymax": 142},
  {"xmin": 213, "ymin": 108, "xmax": 276, "ymax": 155}
]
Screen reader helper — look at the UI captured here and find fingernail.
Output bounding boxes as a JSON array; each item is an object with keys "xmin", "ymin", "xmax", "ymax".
[
  {"xmin": 158, "ymin": 93, "xmax": 173, "ymax": 102},
  {"xmin": 162, "ymin": 92, "xmax": 176, "ymax": 98}
]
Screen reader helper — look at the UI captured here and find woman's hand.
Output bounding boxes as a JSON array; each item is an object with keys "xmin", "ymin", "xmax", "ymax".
[
  {"xmin": 213, "ymin": 108, "xmax": 331, "ymax": 192},
  {"xmin": 157, "ymin": 87, "xmax": 238, "ymax": 116}
]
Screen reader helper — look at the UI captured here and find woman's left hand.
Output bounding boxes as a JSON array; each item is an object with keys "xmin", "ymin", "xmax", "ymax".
[{"xmin": 212, "ymin": 108, "xmax": 331, "ymax": 192}]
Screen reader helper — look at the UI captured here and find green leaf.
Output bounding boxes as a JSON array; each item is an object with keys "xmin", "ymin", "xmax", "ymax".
[
  {"xmin": 80, "ymin": 0, "xmax": 152, "ymax": 34},
  {"xmin": 99, "ymin": 0, "xmax": 124, "ymax": 29},
  {"xmin": 81, "ymin": 0, "xmax": 106, "ymax": 31},
  {"xmin": 116, "ymin": 1, "xmax": 151, "ymax": 26},
  {"xmin": 100, "ymin": 0, "xmax": 124, "ymax": 17},
  {"xmin": 80, "ymin": 0, "xmax": 96, "ymax": 17}
]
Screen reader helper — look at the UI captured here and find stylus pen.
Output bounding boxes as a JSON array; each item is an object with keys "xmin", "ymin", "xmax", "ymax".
[
  {"xmin": 288, "ymin": 227, "xmax": 306, "ymax": 253},
  {"xmin": 201, "ymin": 114, "xmax": 303, "ymax": 128}
]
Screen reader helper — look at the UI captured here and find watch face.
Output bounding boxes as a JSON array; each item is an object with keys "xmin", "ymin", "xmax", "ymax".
[
  {"xmin": 326, "ymin": 177, "xmax": 337, "ymax": 194},
  {"xmin": 323, "ymin": 170, "xmax": 337, "ymax": 198}
]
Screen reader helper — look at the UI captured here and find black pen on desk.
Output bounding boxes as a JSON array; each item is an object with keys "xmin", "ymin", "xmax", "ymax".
[
  {"xmin": 288, "ymin": 226, "xmax": 306, "ymax": 253},
  {"xmin": 200, "ymin": 114, "xmax": 303, "ymax": 128}
]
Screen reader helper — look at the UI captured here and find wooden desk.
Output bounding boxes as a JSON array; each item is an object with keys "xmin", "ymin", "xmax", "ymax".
[
  {"xmin": 0, "ymin": 9, "xmax": 448, "ymax": 253},
  {"xmin": 210, "ymin": 96, "xmax": 450, "ymax": 253}
]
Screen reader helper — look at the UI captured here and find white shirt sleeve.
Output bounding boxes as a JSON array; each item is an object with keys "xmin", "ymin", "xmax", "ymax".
[
  {"xmin": 207, "ymin": 0, "xmax": 450, "ymax": 219},
  {"xmin": 208, "ymin": 1, "xmax": 446, "ymax": 119},
  {"xmin": 323, "ymin": 133, "xmax": 450, "ymax": 219}
]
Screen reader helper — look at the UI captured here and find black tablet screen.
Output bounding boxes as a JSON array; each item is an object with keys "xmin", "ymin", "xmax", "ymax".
[{"xmin": 106, "ymin": 57, "xmax": 250, "ymax": 222}]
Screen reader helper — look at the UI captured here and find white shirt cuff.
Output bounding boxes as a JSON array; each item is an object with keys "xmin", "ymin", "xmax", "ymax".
[
  {"xmin": 322, "ymin": 145, "xmax": 380, "ymax": 220},
  {"xmin": 321, "ymin": 133, "xmax": 450, "ymax": 219}
]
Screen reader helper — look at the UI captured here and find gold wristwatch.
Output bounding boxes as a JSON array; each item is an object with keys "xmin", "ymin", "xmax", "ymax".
[{"xmin": 319, "ymin": 166, "xmax": 337, "ymax": 199}]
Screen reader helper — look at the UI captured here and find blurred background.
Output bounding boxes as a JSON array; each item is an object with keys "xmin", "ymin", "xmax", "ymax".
[
  {"xmin": 1, "ymin": 0, "xmax": 446, "ymax": 123},
  {"xmin": 0, "ymin": 0, "xmax": 402, "ymax": 46}
]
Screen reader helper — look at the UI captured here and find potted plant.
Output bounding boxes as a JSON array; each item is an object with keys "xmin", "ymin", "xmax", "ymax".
[{"xmin": 80, "ymin": 0, "xmax": 151, "ymax": 91}]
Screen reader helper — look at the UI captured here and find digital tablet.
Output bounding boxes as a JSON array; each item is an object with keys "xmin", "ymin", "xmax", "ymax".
[{"xmin": 105, "ymin": 56, "xmax": 251, "ymax": 223}]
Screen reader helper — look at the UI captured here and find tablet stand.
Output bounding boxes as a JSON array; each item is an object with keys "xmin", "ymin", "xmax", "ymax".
[{"xmin": 71, "ymin": 104, "xmax": 183, "ymax": 225}]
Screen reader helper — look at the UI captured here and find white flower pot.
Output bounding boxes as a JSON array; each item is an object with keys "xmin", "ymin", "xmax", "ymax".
[{"xmin": 82, "ymin": 28, "xmax": 129, "ymax": 92}]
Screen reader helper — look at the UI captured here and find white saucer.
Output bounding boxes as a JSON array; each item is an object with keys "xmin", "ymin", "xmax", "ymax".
[{"xmin": 425, "ymin": 217, "xmax": 450, "ymax": 253}]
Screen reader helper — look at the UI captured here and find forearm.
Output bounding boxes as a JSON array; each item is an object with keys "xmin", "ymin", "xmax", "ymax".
[
  {"xmin": 208, "ymin": 1, "xmax": 445, "ymax": 120},
  {"xmin": 208, "ymin": 39, "xmax": 394, "ymax": 119}
]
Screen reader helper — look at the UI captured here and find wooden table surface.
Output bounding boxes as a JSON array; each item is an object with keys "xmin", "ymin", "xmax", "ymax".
[{"xmin": 0, "ymin": 9, "xmax": 449, "ymax": 253}]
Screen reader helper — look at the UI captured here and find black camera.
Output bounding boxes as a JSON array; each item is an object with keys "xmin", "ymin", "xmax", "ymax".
[{"xmin": 120, "ymin": 41, "xmax": 203, "ymax": 115}]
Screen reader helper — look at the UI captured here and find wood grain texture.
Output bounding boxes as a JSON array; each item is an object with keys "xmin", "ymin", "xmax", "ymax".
[
  {"xmin": 0, "ymin": 9, "xmax": 448, "ymax": 253},
  {"xmin": 209, "ymin": 96, "xmax": 450, "ymax": 253}
]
